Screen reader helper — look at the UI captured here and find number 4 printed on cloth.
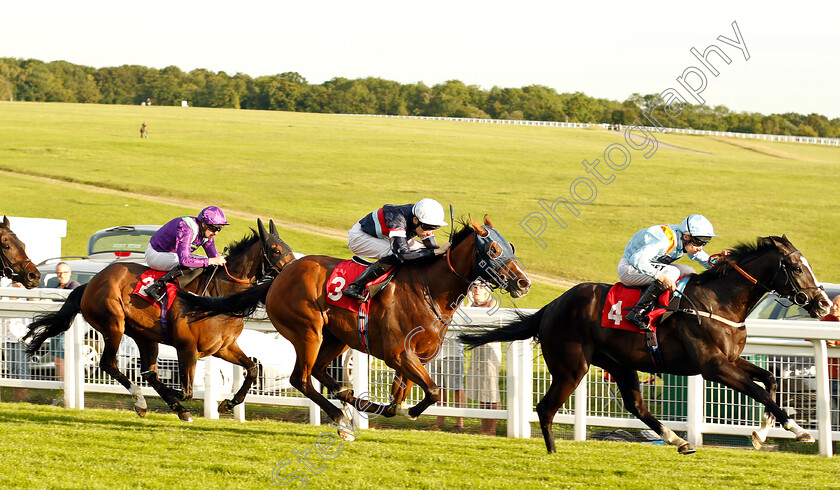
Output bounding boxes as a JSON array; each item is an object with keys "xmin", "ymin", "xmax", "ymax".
[{"xmin": 608, "ymin": 301, "xmax": 623, "ymax": 325}]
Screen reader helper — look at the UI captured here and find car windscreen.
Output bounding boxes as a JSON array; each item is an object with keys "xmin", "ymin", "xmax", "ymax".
[
  {"xmin": 41, "ymin": 271, "xmax": 98, "ymax": 287},
  {"xmin": 89, "ymin": 230, "xmax": 155, "ymax": 255}
]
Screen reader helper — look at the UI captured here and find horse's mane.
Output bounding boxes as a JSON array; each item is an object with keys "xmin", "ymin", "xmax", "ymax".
[
  {"xmin": 224, "ymin": 230, "xmax": 260, "ymax": 258},
  {"xmin": 401, "ymin": 220, "xmax": 473, "ymax": 268},
  {"xmin": 450, "ymin": 220, "xmax": 473, "ymax": 247},
  {"xmin": 694, "ymin": 238, "xmax": 779, "ymax": 284}
]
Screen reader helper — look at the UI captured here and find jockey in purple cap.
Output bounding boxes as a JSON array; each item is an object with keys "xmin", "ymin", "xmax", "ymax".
[{"xmin": 144, "ymin": 206, "xmax": 229, "ymax": 302}]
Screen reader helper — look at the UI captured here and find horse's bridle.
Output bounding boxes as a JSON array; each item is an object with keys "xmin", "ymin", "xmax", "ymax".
[
  {"xmin": 713, "ymin": 250, "xmax": 823, "ymax": 307},
  {"xmin": 0, "ymin": 231, "xmax": 32, "ymax": 282},
  {"xmin": 445, "ymin": 228, "xmax": 518, "ymax": 291},
  {"xmin": 259, "ymin": 239, "xmax": 294, "ymax": 279},
  {"xmin": 206, "ymin": 237, "xmax": 294, "ymax": 294}
]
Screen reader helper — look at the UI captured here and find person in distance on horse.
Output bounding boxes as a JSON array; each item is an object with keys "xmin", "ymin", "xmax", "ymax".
[
  {"xmin": 343, "ymin": 198, "xmax": 451, "ymax": 301},
  {"xmin": 619, "ymin": 213, "xmax": 726, "ymax": 331},
  {"xmin": 144, "ymin": 205, "xmax": 229, "ymax": 302}
]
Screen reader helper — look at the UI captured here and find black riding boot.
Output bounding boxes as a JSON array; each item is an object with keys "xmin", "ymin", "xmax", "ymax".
[
  {"xmin": 625, "ymin": 280, "xmax": 667, "ymax": 331},
  {"xmin": 145, "ymin": 267, "xmax": 188, "ymax": 303},
  {"xmin": 343, "ymin": 260, "xmax": 392, "ymax": 301}
]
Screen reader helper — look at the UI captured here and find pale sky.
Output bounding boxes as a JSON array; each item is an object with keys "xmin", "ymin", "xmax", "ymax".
[{"xmin": 3, "ymin": 0, "xmax": 839, "ymax": 118}]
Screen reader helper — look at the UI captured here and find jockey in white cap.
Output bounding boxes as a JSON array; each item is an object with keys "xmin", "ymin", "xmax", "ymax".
[{"xmin": 343, "ymin": 198, "xmax": 450, "ymax": 301}]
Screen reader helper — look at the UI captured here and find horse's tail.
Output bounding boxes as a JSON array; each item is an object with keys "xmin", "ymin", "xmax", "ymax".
[
  {"xmin": 23, "ymin": 284, "xmax": 86, "ymax": 355},
  {"xmin": 459, "ymin": 307, "xmax": 545, "ymax": 349},
  {"xmin": 177, "ymin": 280, "xmax": 272, "ymax": 319}
]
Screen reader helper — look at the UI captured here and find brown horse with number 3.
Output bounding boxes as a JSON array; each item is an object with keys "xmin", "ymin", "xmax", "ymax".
[
  {"xmin": 460, "ymin": 235, "xmax": 831, "ymax": 454},
  {"xmin": 180, "ymin": 216, "xmax": 531, "ymax": 440},
  {"xmin": 24, "ymin": 219, "xmax": 294, "ymax": 421}
]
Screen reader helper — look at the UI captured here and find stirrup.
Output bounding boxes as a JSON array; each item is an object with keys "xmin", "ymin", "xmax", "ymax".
[
  {"xmin": 146, "ymin": 282, "xmax": 166, "ymax": 302},
  {"xmin": 626, "ymin": 309, "xmax": 652, "ymax": 331},
  {"xmin": 343, "ymin": 283, "xmax": 367, "ymax": 301}
]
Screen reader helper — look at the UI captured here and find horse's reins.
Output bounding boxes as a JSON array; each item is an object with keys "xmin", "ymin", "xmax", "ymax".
[
  {"xmin": 220, "ymin": 242, "xmax": 295, "ymax": 285},
  {"xmin": 202, "ymin": 242, "xmax": 295, "ymax": 296},
  {"xmin": 675, "ymin": 250, "xmax": 819, "ymax": 330},
  {"xmin": 445, "ymin": 248, "xmax": 472, "ymax": 284},
  {"xmin": 222, "ymin": 262, "xmax": 252, "ymax": 284},
  {"xmin": 711, "ymin": 250, "xmax": 820, "ymax": 306}
]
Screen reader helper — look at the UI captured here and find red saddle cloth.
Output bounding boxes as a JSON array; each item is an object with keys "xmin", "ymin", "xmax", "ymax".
[
  {"xmin": 325, "ymin": 260, "xmax": 394, "ymax": 313},
  {"xmin": 132, "ymin": 270, "xmax": 180, "ymax": 310},
  {"xmin": 601, "ymin": 283, "xmax": 671, "ymax": 333}
]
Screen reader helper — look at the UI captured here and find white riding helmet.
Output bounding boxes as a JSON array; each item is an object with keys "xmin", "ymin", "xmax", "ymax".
[
  {"xmin": 680, "ymin": 214, "xmax": 717, "ymax": 238},
  {"xmin": 412, "ymin": 198, "xmax": 448, "ymax": 227}
]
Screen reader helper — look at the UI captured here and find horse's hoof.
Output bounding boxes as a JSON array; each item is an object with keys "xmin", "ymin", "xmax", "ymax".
[
  {"xmin": 134, "ymin": 406, "xmax": 147, "ymax": 418},
  {"xmin": 750, "ymin": 432, "xmax": 764, "ymax": 450},
  {"xmin": 336, "ymin": 418, "xmax": 356, "ymax": 442},
  {"xmin": 178, "ymin": 411, "xmax": 194, "ymax": 423},
  {"xmin": 795, "ymin": 433, "xmax": 815, "ymax": 443},
  {"xmin": 677, "ymin": 443, "xmax": 696, "ymax": 455},
  {"xmin": 218, "ymin": 400, "xmax": 234, "ymax": 414}
]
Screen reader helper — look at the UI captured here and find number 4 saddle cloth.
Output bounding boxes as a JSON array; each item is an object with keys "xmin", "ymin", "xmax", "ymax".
[{"xmin": 601, "ymin": 278, "xmax": 689, "ymax": 333}]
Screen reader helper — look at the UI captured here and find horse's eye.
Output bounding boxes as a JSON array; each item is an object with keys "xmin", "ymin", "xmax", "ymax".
[{"xmin": 794, "ymin": 266, "xmax": 803, "ymax": 274}]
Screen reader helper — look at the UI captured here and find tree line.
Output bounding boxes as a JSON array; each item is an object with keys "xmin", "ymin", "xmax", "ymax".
[{"xmin": 1, "ymin": 57, "xmax": 838, "ymax": 138}]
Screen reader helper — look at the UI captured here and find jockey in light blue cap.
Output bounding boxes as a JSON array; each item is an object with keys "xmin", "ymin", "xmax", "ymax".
[
  {"xmin": 144, "ymin": 206, "xmax": 230, "ymax": 302},
  {"xmin": 617, "ymin": 214, "xmax": 726, "ymax": 330}
]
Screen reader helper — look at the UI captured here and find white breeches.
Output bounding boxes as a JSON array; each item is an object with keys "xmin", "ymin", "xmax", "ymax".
[
  {"xmin": 617, "ymin": 257, "xmax": 695, "ymax": 286},
  {"xmin": 347, "ymin": 222, "xmax": 424, "ymax": 259}
]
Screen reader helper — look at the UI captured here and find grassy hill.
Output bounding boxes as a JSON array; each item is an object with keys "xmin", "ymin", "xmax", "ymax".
[{"xmin": 2, "ymin": 101, "xmax": 839, "ymax": 308}]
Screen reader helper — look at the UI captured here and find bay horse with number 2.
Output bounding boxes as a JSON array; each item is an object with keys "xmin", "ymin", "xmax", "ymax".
[
  {"xmin": 24, "ymin": 219, "xmax": 294, "ymax": 421},
  {"xmin": 180, "ymin": 216, "xmax": 531, "ymax": 440},
  {"xmin": 461, "ymin": 235, "xmax": 831, "ymax": 454}
]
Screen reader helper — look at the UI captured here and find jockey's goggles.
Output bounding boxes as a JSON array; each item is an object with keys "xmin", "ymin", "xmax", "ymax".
[
  {"xmin": 690, "ymin": 236, "xmax": 712, "ymax": 246},
  {"xmin": 207, "ymin": 224, "xmax": 224, "ymax": 233},
  {"xmin": 419, "ymin": 223, "xmax": 440, "ymax": 232}
]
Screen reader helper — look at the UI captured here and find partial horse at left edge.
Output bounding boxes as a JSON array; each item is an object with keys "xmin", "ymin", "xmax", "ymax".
[{"xmin": 0, "ymin": 216, "xmax": 41, "ymax": 288}]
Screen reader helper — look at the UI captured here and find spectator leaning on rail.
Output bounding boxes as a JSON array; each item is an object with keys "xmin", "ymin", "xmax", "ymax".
[
  {"xmin": 618, "ymin": 214, "xmax": 729, "ymax": 331},
  {"xmin": 819, "ymin": 295, "xmax": 840, "ymax": 428},
  {"xmin": 144, "ymin": 206, "xmax": 229, "ymax": 302},
  {"xmin": 343, "ymin": 198, "xmax": 450, "ymax": 301}
]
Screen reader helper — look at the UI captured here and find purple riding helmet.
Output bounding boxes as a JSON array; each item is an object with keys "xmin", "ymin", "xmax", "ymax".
[{"xmin": 197, "ymin": 206, "xmax": 230, "ymax": 226}]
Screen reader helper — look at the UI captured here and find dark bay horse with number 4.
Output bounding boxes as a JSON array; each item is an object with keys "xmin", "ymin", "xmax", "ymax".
[
  {"xmin": 461, "ymin": 235, "xmax": 831, "ymax": 454},
  {"xmin": 24, "ymin": 219, "xmax": 294, "ymax": 421},
  {"xmin": 0, "ymin": 216, "xmax": 41, "ymax": 288},
  {"xmin": 181, "ymin": 216, "xmax": 531, "ymax": 440}
]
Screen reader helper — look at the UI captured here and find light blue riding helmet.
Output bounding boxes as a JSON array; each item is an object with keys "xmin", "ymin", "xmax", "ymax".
[{"xmin": 679, "ymin": 214, "xmax": 717, "ymax": 238}]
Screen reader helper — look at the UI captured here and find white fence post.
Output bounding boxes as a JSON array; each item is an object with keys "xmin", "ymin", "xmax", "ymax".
[
  {"xmin": 574, "ymin": 371, "xmax": 587, "ymax": 441},
  {"xmin": 506, "ymin": 341, "xmax": 521, "ymax": 437},
  {"xmin": 203, "ymin": 356, "xmax": 220, "ymax": 419},
  {"xmin": 686, "ymin": 375, "xmax": 704, "ymax": 447},
  {"xmin": 351, "ymin": 349, "xmax": 369, "ymax": 430},
  {"xmin": 518, "ymin": 340, "xmax": 532, "ymax": 438},
  {"xmin": 813, "ymin": 340, "xmax": 833, "ymax": 457},
  {"xmin": 63, "ymin": 315, "xmax": 85, "ymax": 409},
  {"xmin": 232, "ymin": 364, "xmax": 245, "ymax": 422},
  {"xmin": 309, "ymin": 379, "xmax": 321, "ymax": 425}
]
